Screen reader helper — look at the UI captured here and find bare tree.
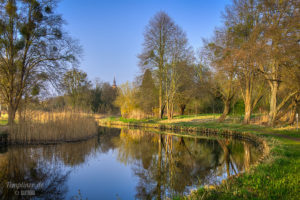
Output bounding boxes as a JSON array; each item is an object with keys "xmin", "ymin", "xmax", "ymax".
[
  {"xmin": 166, "ymin": 25, "xmax": 193, "ymax": 119},
  {"xmin": 138, "ymin": 12, "xmax": 192, "ymax": 119},
  {"xmin": 0, "ymin": 0, "xmax": 80, "ymax": 124},
  {"xmin": 203, "ymin": 29, "xmax": 238, "ymax": 122},
  {"xmin": 138, "ymin": 11, "xmax": 175, "ymax": 119},
  {"xmin": 223, "ymin": 0, "xmax": 264, "ymax": 124},
  {"xmin": 175, "ymin": 62, "xmax": 197, "ymax": 115},
  {"xmin": 256, "ymin": 0, "xmax": 300, "ymax": 126}
]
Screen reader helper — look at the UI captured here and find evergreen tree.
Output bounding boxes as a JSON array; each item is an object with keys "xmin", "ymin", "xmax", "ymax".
[{"xmin": 138, "ymin": 69, "xmax": 158, "ymax": 115}]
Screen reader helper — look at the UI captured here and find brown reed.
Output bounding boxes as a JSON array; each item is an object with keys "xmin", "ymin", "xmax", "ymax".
[{"xmin": 9, "ymin": 111, "xmax": 98, "ymax": 144}]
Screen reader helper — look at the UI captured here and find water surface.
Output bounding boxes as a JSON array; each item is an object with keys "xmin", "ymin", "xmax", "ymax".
[{"xmin": 0, "ymin": 127, "xmax": 261, "ymax": 199}]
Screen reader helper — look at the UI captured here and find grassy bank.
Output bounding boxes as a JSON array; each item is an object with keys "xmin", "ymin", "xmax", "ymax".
[
  {"xmin": 0, "ymin": 120, "xmax": 7, "ymax": 126},
  {"xmin": 0, "ymin": 114, "xmax": 8, "ymax": 140},
  {"xmin": 0, "ymin": 113, "xmax": 8, "ymax": 126},
  {"xmin": 98, "ymin": 115, "xmax": 300, "ymax": 200}
]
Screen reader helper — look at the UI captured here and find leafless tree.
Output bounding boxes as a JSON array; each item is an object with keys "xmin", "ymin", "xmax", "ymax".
[
  {"xmin": 138, "ymin": 11, "xmax": 176, "ymax": 118},
  {"xmin": 0, "ymin": 0, "xmax": 80, "ymax": 124}
]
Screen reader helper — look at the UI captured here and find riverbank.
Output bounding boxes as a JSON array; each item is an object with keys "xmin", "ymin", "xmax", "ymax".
[{"xmin": 98, "ymin": 115, "xmax": 300, "ymax": 200}]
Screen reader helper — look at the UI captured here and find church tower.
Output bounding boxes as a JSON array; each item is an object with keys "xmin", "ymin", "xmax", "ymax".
[{"xmin": 112, "ymin": 77, "xmax": 117, "ymax": 89}]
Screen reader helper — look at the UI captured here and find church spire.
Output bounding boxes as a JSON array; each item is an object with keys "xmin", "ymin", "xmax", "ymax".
[{"xmin": 112, "ymin": 77, "xmax": 117, "ymax": 89}]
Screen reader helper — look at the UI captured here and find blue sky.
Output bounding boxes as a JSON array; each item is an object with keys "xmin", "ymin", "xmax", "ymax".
[{"xmin": 57, "ymin": 0, "xmax": 231, "ymax": 85}]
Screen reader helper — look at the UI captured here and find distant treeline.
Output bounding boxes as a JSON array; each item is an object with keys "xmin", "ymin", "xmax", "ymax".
[
  {"xmin": 0, "ymin": 0, "xmax": 299, "ymax": 127},
  {"xmin": 43, "ymin": 69, "xmax": 119, "ymax": 114}
]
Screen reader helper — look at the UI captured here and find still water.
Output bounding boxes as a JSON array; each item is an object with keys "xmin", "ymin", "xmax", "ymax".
[{"xmin": 0, "ymin": 127, "xmax": 261, "ymax": 200}]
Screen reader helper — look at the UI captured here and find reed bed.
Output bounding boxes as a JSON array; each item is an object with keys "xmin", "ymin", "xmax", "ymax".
[{"xmin": 9, "ymin": 111, "xmax": 98, "ymax": 144}]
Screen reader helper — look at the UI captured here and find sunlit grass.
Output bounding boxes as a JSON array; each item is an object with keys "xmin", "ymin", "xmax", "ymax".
[
  {"xmin": 168, "ymin": 121, "xmax": 300, "ymax": 139},
  {"xmin": 0, "ymin": 120, "xmax": 7, "ymax": 126},
  {"xmin": 102, "ymin": 114, "xmax": 220, "ymax": 124},
  {"xmin": 0, "ymin": 113, "xmax": 8, "ymax": 126},
  {"xmin": 105, "ymin": 116, "xmax": 160, "ymax": 123},
  {"xmin": 159, "ymin": 114, "xmax": 220, "ymax": 124}
]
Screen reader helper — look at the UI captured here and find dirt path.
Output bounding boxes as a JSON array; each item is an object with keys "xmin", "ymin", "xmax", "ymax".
[
  {"xmin": 270, "ymin": 134, "xmax": 300, "ymax": 142},
  {"xmin": 159, "ymin": 116, "xmax": 218, "ymax": 124}
]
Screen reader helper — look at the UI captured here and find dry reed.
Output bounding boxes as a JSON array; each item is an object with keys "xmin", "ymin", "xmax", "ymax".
[{"xmin": 9, "ymin": 111, "xmax": 98, "ymax": 144}]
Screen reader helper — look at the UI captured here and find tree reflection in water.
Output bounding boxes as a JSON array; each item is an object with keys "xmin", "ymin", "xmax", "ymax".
[
  {"xmin": 111, "ymin": 128, "xmax": 260, "ymax": 199},
  {"xmin": 0, "ymin": 127, "xmax": 261, "ymax": 200},
  {"xmin": 0, "ymin": 147, "xmax": 70, "ymax": 200}
]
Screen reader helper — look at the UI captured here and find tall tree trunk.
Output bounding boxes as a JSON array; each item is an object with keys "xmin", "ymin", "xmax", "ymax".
[
  {"xmin": 268, "ymin": 81, "xmax": 278, "ymax": 126},
  {"xmin": 166, "ymin": 96, "xmax": 170, "ymax": 119},
  {"xmin": 160, "ymin": 105, "xmax": 165, "ymax": 119},
  {"xmin": 159, "ymin": 82, "xmax": 163, "ymax": 119},
  {"xmin": 168, "ymin": 105, "xmax": 171, "ymax": 120},
  {"xmin": 288, "ymin": 95, "xmax": 299, "ymax": 125},
  {"xmin": 18, "ymin": 107, "xmax": 22, "ymax": 123},
  {"xmin": 241, "ymin": 70, "xmax": 254, "ymax": 125},
  {"xmin": 8, "ymin": 103, "xmax": 17, "ymax": 125},
  {"xmin": 167, "ymin": 101, "xmax": 171, "ymax": 120},
  {"xmin": 288, "ymin": 105, "xmax": 297, "ymax": 125},
  {"xmin": 219, "ymin": 99, "xmax": 230, "ymax": 122},
  {"xmin": 180, "ymin": 104, "xmax": 186, "ymax": 115},
  {"xmin": 244, "ymin": 88, "xmax": 251, "ymax": 124},
  {"xmin": 168, "ymin": 102, "xmax": 174, "ymax": 120}
]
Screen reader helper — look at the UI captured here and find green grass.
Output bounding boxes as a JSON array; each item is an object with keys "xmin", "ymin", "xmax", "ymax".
[
  {"xmin": 0, "ymin": 119, "xmax": 8, "ymax": 136},
  {"xmin": 108, "ymin": 116, "xmax": 161, "ymax": 123},
  {"xmin": 108, "ymin": 113, "xmax": 220, "ymax": 123},
  {"xmin": 103, "ymin": 115, "xmax": 300, "ymax": 200},
  {"xmin": 0, "ymin": 119, "xmax": 7, "ymax": 126},
  {"xmin": 168, "ymin": 121, "xmax": 300, "ymax": 139},
  {"xmin": 172, "ymin": 113, "xmax": 220, "ymax": 119}
]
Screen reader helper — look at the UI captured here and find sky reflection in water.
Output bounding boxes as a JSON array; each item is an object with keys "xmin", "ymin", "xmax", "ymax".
[{"xmin": 0, "ymin": 127, "xmax": 261, "ymax": 200}]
